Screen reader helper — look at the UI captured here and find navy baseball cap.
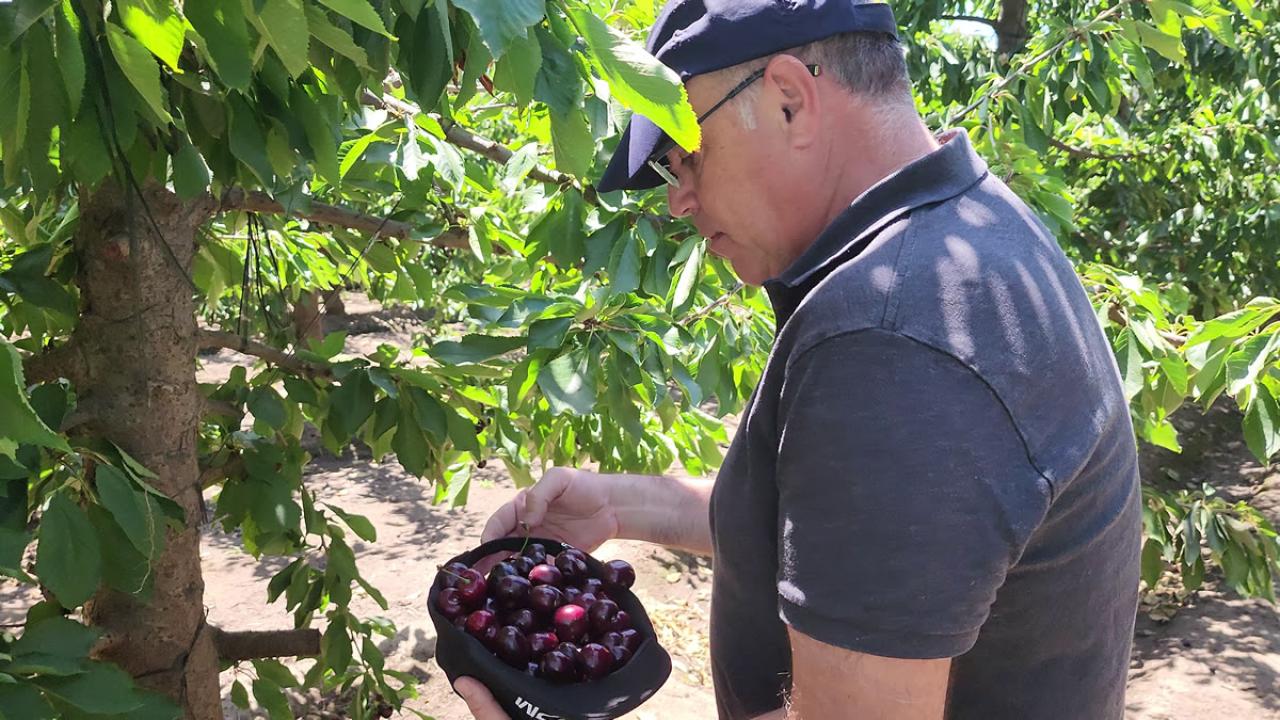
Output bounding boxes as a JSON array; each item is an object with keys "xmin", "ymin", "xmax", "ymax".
[{"xmin": 597, "ymin": 0, "xmax": 899, "ymax": 193}]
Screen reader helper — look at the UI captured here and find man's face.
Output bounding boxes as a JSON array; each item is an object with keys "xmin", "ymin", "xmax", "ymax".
[{"xmin": 663, "ymin": 66, "xmax": 815, "ymax": 286}]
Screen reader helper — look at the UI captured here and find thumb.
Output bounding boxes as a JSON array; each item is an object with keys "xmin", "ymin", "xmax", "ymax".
[{"xmin": 454, "ymin": 677, "xmax": 510, "ymax": 720}]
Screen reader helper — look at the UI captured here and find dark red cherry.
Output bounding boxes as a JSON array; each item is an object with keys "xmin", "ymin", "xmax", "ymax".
[
  {"xmin": 580, "ymin": 578, "xmax": 604, "ymax": 596},
  {"xmin": 609, "ymin": 643, "xmax": 633, "ymax": 667},
  {"xmin": 487, "ymin": 561, "xmax": 518, "ymax": 585},
  {"xmin": 439, "ymin": 562, "xmax": 471, "ymax": 589},
  {"xmin": 602, "ymin": 559, "xmax": 636, "ymax": 590},
  {"xmin": 578, "ymin": 643, "xmax": 614, "ymax": 680},
  {"xmin": 607, "ymin": 610, "xmax": 631, "ymax": 633},
  {"xmin": 464, "ymin": 610, "xmax": 496, "ymax": 640},
  {"xmin": 454, "ymin": 569, "xmax": 487, "ymax": 608},
  {"xmin": 494, "ymin": 575, "xmax": 532, "ymax": 610},
  {"xmin": 495, "ymin": 626, "xmax": 532, "ymax": 668},
  {"xmin": 529, "ymin": 631, "xmax": 559, "ymax": 658},
  {"xmin": 529, "ymin": 564, "xmax": 564, "ymax": 587},
  {"xmin": 435, "ymin": 587, "xmax": 467, "ymax": 620},
  {"xmin": 556, "ymin": 641, "xmax": 582, "ymax": 667},
  {"xmin": 503, "ymin": 608, "xmax": 536, "ymax": 634},
  {"xmin": 510, "ymin": 556, "xmax": 536, "ymax": 576},
  {"xmin": 620, "ymin": 628, "xmax": 642, "ymax": 653},
  {"xmin": 529, "ymin": 585, "xmax": 565, "ymax": 615},
  {"xmin": 554, "ymin": 552, "xmax": 589, "ymax": 582},
  {"xmin": 521, "ymin": 543, "xmax": 548, "ymax": 565},
  {"xmin": 588, "ymin": 599, "xmax": 620, "ymax": 636},
  {"xmin": 539, "ymin": 650, "xmax": 578, "ymax": 684}
]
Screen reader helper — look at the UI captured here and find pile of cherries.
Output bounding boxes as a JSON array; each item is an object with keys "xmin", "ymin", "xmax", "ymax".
[{"xmin": 435, "ymin": 543, "xmax": 641, "ymax": 684}]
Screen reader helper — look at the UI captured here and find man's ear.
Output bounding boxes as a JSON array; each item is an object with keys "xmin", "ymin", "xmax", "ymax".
[{"xmin": 764, "ymin": 54, "xmax": 821, "ymax": 147}]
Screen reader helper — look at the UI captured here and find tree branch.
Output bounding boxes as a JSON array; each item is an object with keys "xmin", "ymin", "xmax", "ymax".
[
  {"xmin": 197, "ymin": 330, "xmax": 331, "ymax": 377},
  {"xmin": 1049, "ymin": 138, "xmax": 1138, "ymax": 161},
  {"xmin": 212, "ymin": 627, "xmax": 321, "ymax": 661},
  {"xmin": 21, "ymin": 341, "xmax": 88, "ymax": 387},
  {"xmin": 200, "ymin": 456, "xmax": 244, "ymax": 490},
  {"xmin": 217, "ymin": 189, "xmax": 469, "ymax": 249},
  {"xmin": 940, "ymin": 14, "xmax": 999, "ymax": 28},
  {"xmin": 203, "ymin": 399, "xmax": 242, "ymax": 419}
]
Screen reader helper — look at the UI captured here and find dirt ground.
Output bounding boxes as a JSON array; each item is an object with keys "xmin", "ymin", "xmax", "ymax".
[{"xmin": 3, "ymin": 295, "xmax": 1279, "ymax": 719}]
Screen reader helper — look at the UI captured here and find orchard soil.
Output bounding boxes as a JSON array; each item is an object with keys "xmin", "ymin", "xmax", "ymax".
[{"xmin": 3, "ymin": 294, "xmax": 1278, "ymax": 718}]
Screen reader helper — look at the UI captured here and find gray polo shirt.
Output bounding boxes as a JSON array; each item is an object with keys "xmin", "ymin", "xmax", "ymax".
[{"xmin": 707, "ymin": 131, "xmax": 1142, "ymax": 719}]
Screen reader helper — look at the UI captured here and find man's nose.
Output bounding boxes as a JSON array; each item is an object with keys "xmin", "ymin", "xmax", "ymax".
[{"xmin": 666, "ymin": 173, "xmax": 698, "ymax": 218}]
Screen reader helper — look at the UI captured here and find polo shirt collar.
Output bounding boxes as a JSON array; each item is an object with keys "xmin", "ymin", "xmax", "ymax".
[{"xmin": 763, "ymin": 130, "xmax": 989, "ymax": 322}]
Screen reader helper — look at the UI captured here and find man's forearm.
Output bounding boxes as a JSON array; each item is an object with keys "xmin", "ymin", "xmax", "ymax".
[{"xmin": 610, "ymin": 473, "xmax": 714, "ymax": 556}]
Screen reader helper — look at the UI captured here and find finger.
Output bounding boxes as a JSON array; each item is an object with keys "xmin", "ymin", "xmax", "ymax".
[
  {"xmin": 519, "ymin": 471, "xmax": 572, "ymax": 531},
  {"xmin": 454, "ymin": 677, "xmax": 510, "ymax": 720},
  {"xmin": 481, "ymin": 495, "xmax": 521, "ymax": 544}
]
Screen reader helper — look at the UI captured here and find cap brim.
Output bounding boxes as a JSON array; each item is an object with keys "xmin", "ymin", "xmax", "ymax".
[{"xmin": 597, "ymin": 115, "xmax": 670, "ymax": 193}]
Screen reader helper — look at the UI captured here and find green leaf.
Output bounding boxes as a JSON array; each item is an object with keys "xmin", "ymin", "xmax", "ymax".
[
  {"xmin": 569, "ymin": 7, "xmax": 700, "ymax": 153},
  {"xmin": 1134, "ymin": 20, "xmax": 1185, "ymax": 63},
  {"xmin": 322, "ymin": 615, "xmax": 352, "ymax": 674},
  {"xmin": 54, "ymin": 1, "xmax": 84, "ymax": 116},
  {"xmin": 430, "ymin": 334, "xmax": 525, "ymax": 365},
  {"xmin": 404, "ymin": 1, "xmax": 452, "ymax": 111},
  {"xmin": 315, "ymin": 0, "xmax": 391, "ymax": 36},
  {"xmin": 528, "ymin": 317, "xmax": 572, "ymax": 352},
  {"xmin": 172, "ymin": 134, "xmax": 210, "ymax": 199},
  {"xmin": 87, "ymin": 504, "xmax": 152, "ymax": 597},
  {"xmin": 538, "ymin": 350, "xmax": 596, "ymax": 416},
  {"xmin": 248, "ymin": 386, "xmax": 287, "ymax": 430},
  {"xmin": 251, "ymin": 678, "xmax": 292, "ymax": 720},
  {"xmin": 35, "ymin": 492, "xmax": 102, "ymax": 608},
  {"xmin": 307, "ymin": 4, "xmax": 370, "ymax": 68},
  {"xmin": 252, "ymin": 659, "xmax": 298, "ymax": 689},
  {"xmin": 230, "ymin": 680, "xmax": 250, "ymax": 709},
  {"xmin": 186, "ymin": 0, "xmax": 253, "ymax": 90},
  {"xmin": 533, "ymin": 25, "xmax": 579, "ymax": 115},
  {"xmin": 607, "ymin": 232, "xmax": 642, "ymax": 297},
  {"xmin": 1140, "ymin": 538, "xmax": 1164, "ymax": 587},
  {"xmin": 1114, "ymin": 329, "xmax": 1144, "ymax": 402},
  {"xmin": 491, "ymin": 28, "xmax": 541, "ymax": 106},
  {"xmin": 35, "ymin": 661, "xmax": 145, "ymax": 714},
  {"xmin": 105, "ymin": 23, "xmax": 171, "ymax": 123},
  {"xmin": 1226, "ymin": 332, "xmax": 1280, "ymax": 396},
  {"xmin": 255, "ymin": 0, "xmax": 310, "ymax": 77},
  {"xmin": 671, "ymin": 240, "xmax": 704, "ymax": 312},
  {"xmin": 0, "ymin": 341, "xmax": 71, "ymax": 456},
  {"xmin": 1244, "ymin": 383, "xmax": 1280, "ymax": 464},
  {"xmin": 550, "ymin": 104, "xmax": 594, "ymax": 178},
  {"xmin": 117, "ymin": 0, "xmax": 185, "ymax": 71},
  {"xmin": 328, "ymin": 370, "xmax": 376, "ymax": 439},
  {"xmin": 228, "ymin": 94, "xmax": 275, "ymax": 185},
  {"xmin": 0, "ymin": 0, "xmax": 60, "ymax": 46},
  {"xmin": 0, "ymin": 683, "xmax": 56, "ymax": 720},
  {"xmin": 292, "ymin": 86, "xmax": 340, "ymax": 183},
  {"xmin": 392, "ymin": 401, "xmax": 430, "ymax": 477},
  {"xmin": 451, "ymin": 0, "xmax": 545, "ymax": 59},
  {"xmin": 95, "ymin": 465, "xmax": 164, "ymax": 561},
  {"xmin": 324, "ymin": 503, "xmax": 377, "ymax": 542}
]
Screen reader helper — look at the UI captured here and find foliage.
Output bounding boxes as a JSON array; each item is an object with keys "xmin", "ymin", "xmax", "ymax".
[{"xmin": 0, "ymin": 0, "xmax": 1277, "ymax": 716}]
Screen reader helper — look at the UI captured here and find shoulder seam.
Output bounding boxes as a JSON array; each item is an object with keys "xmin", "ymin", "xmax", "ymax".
[{"xmin": 785, "ymin": 327, "xmax": 1059, "ymax": 501}]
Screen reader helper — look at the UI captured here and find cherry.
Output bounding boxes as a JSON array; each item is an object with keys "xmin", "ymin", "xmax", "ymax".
[
  {"xmin": 529, "ymin": 564, "xmax": 564, "ymax": 587},
  {"xmin": 522, "ymin": 543, "xmax": 548, "ymax": 565},
  {"xmin": 452, "ymin": 615, "xmax": 468, "ymax": 630},
  {"xmin": 529, "ymin": 631, "xmax": 559, "ymax": 658},
  {"xmin": 510, "ymin": 556, "xmax": 536, "ymax": 576},
  {"xmin": 620, "ymin": 629, "xmax": 641, "ymax": 653},
  {"xmin": 603, "ymin": 559, "xmax": 636, "ymax": 590},
  {"xmin": 503, "ymin": 608, "xmax": 536, "ymax": 634},
  {"xmin": 553, "ymin": 604, "xmax": 589, "ymax": 644},
  {"xmin": 588, "ymin": 598, "xmax": 621, "ymax": 636},
  {"xmin": 561, "ymin": 547, "xmax": 588, "ymax": 564},
  {"xmin": 439, "ymin": 562, "xmax": 471, "ymax": 589},
  {"xmin": 609, "ymin": 643, "xmax": 633, "ymax": 668},
  {"xmin": 464, "ymin": 609, "xmax": 497, "ymax": 640},
  {"xmin": 539, "ymin": 650, "xmax": 578, "ymax": 684},
  {"xmin": 578, "ymin": 643, "xmax": 615, "ymax": 680},
  {"xmin": 487, "ymin": 561, "xmax": 518, "ymax": 585},
  {"xmin": 563, "ymin": 587, "xmax": 583, "ymax": 606},
  {"xmin": 529, "ymin": 585, "xmax": 565, "ymax": 615},
  {"xmin": 599, "ymin": 631, "xmax": 625, "ymax": 652},
  {"xmin": 554, "ymin": 552, "xmax": 589, "ymax": 583},
  {"xmin": 493, "ymin": 575, "xmax": 532, "ymax": 610},
  {"xmin": 495, "ymin": 626, "xmax": 531, "ymax": 668},
  {"xmin": 454, "ymin": 569, "xmax": 487, "ymax": 608},
  {"xmin": 435, "ymin": 587, "xmax": 467, "ymax": 620},
  {"xmin": 607, "ymin": 610, "xmax": 631, "ymax": 633},
  {"xmin": 570, "ymin": 592, "xmax": 598, "ymax": 610},
  {"xmin": 580, "ymin": 578, "xmax": 605, "ymax": 596},
  {"xmin": 556, "ymin": 642, "xmax": 582, "ymax": 667}
]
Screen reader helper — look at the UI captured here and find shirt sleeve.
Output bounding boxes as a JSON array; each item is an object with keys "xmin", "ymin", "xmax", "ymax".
[{"xmin": 775, "ymin": 328, "xmax": 1053, "ymax": 659}]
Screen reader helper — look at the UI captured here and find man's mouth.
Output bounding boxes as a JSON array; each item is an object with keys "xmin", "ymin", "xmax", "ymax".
[{"xmin": 708, "ymin": 232, "xmax": 729, "ymax": 256}]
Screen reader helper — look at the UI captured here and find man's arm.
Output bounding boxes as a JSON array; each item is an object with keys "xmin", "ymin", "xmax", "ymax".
[{"xmin": 612, "ymin": 472, "xmax": 715, "ymax": 556}]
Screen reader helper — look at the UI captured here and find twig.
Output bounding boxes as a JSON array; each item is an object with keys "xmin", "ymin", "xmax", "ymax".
[
  {"xmin": 218, "ymin": 189, "xmax": 468, "ymax": 249},
  {"xmin": 212, "ymin": 627, "xmax": 321, "ymax": 661},
  {"xmin": 197, "ymin": 330, "xmax": 332, "ymax": 377},
  {"xmin": 940, "ymin": 14, "xmax": 999, "ymax": 28},
  {"xmin": 199, "ymin": 456, "xmax": 244, "ymax": 490},
  {"xmin": 683, "ymin": 283, "xmax": 746, "ymax": 326},
  {"xmin": 1050, "ymin": 138, "xmax": 1139, "ymax": 161}
]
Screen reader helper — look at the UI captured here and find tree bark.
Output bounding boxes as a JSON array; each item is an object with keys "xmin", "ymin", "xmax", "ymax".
[
  {"xmin": 292, "ymin": 290, "xmax": 325, "ymax": 348},
  {"xmin": 995, "ymin": 0, "xmax": 1030, "ymax": 56},
  {"xmin": 213, "ymin": 627, "xmax": 321, "ymax": 662},
  {"xmin": 75, "ymin": 182, "xmax": 222, "ymax": 719}
]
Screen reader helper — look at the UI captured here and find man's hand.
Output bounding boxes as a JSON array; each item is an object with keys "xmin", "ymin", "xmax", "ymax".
[
  {"xmin": 785, "ymin": 627, "xmax": 950, "ymax": 719},
  {"xmin": 482, "ymin": 467, "xmax": 619, "ymax": 552},
  {"xmin": 455, "ymin": 677, "xmax": 509, "ymax": 720}
]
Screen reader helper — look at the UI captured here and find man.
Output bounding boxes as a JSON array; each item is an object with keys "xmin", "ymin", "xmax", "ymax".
[{"xmin": 455, "ymin": 1, "xmax": 1142, "ymax": 718}]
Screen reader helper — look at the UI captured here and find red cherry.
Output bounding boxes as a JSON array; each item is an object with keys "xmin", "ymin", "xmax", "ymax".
[
  {"xmin": 529, "ymin": 585, "xmax": 565, "ymax": 615},
  {"xmin": 502, "ymin": 608, "xmax": 536, "ymax": 634},
  {"xmin": 494, "ymin": 575, "xmax": 532, "ymax": 610},
  {"xmin": 455, "ymin": 569, "xmax": 487, "ymax": 608},
  {"xmin": 553, "ymin": 604, "xmax": 589, "ymax": 644},
  {"xmin": 571, "ymin": 592, "xmax": 598, "ymax": 610},
  {"xmin": 435, "ymin": 587, "xmax": 467, "ymax": 620},
  {"xmin": 464, "ymin": 610, "xmax": 497, "ymax": 640},
  {"xmin": 588, "ymin": 599, "xmax": 620, "ymax": 636},
  {"xmin": 439, "ymin": 562, "xmax": 470, "ymax": 589},
  {"xmin": 529, "ymin": 564, "xmax": 564, "ymax": 587},
  {"xmin": 620, "ymin": 628, "xmax": 642, "ymax": 653},
  {"xmin": 495, "ymin": 626, "xmax": 532, "ymax": 668},
  {"xmin": 556, "ymin": 642, "xmax": 582, "ymax": 667},
  {"xmin": 580, "ymin": 578, "xmax": 605, "ymax": 596},
  {"xmin": 539, "ymin": 650, "xmax": 578, "ymax": 684},
  {"xmin": 578, "ymin": 643, "xmax": 615, "ymax": 680},
  {"xmin": 609, "ymin": 643, "xmax": 633, "ymax": 667},
  {"xmin": 607, "ymin": 610, "xmax": 631, "ymax": 633},
  {"xmin": 529, "ymin": 631, "xmax": 559, "ymax": 658},
  {"xmin": 603, "ymin": 559, "xmax": 636, "ymax": 590}
]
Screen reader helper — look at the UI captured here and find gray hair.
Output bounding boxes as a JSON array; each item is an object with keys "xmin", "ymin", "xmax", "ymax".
[{"xmin": 717, "ymin": 31, "xmax": 913, "ymax": 129}]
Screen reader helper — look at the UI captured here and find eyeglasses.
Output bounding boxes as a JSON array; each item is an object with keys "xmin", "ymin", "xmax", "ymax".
[{"xmin": 646, "ymin": 63, "xmax": 822, "ymax": 188}]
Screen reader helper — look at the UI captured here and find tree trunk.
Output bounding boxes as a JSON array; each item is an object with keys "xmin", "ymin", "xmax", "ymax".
[
  {"xmin": 324, "ymin": 289, "xmax": 346, "ymax": 316},
  {"xmin": 995, "ymin": 0, "xmax": 1030, "ymax": 56},
  {"xmin": 76, "ymin": 183, "xmax": 222, "ymax": 719},
  {"xmin": 293, "ymin": 290, "xmax": 325, "ymax": 347}
]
